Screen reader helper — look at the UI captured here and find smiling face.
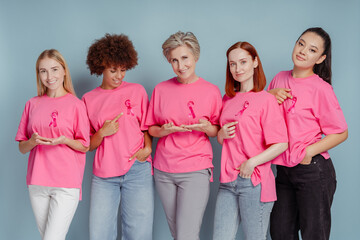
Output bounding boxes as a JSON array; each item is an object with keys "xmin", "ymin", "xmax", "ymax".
[
  {"xmin": 101, "ymin": 66, "xmax": 126, "ymax": 90},
  {"xmin": 169, "ymin": 45, "xmax": 198, "ymax": 84},
  {"xmin": 292, "ymin": 31, "xmax": 326, "ymax": 72},
  {"xmin": 228, "ymin": 48, "xmax": 258, "ymax": 92},
  {"xmin": 38, "ymin": 57, "xmax": 66, "ymax": 95}
]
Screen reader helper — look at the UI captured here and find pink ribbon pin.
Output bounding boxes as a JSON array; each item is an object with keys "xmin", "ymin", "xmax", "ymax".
[
  {"xmin": 187, "ymin": 101, "xmax": 196, "ymax": 119},
  {"xmin": 125, "ymin": 99, "xmax": 135, "ymax": 116},
  {"xmin": 235, "ymin": 101, "xmax": 249, "ymax": 116},
  {"xmin": 287, "ymin": 97, "xmax": 297, "ymax": 113},
  {"xmin": 49, "ymin": 111, "xmax": 58, "ymax": 127}
]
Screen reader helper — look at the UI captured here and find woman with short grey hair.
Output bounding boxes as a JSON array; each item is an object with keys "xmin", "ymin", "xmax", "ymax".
[{"xmin": 146, "ymin": 31, "xmax": 222, "ymax": 240}]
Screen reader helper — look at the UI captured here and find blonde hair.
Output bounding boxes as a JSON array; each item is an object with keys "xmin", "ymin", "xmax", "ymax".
[
  {"xmin": 162, "ymin": 31, "xmax": 200, "ymax": 61},
  {"xmin": 35, "ymin": 49, "xmax": 76, "ymax": 96}
]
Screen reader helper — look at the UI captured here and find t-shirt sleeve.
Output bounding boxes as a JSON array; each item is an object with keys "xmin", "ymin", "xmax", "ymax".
[
  {"xmin": 15, "ymin": 101, "xmax": 31, "ymax": 142},
  {"xmin": 209, "ymin": 87, "xmax": 223, "ymax": 125},
  {"xmin": 267, "ymin": 75, "xmax": 278, "ymax": 91},
  {"xmin": 139, "ymin": 87, "xmax": 150, "ymax": 131},
  {"xmin": 315, "ymin": 85, "xmax": 347, "ymax": 135},
  {"xmin": 267, "ymin": 72, "xmax": 285, "ymax": 91},
  {"xmin": 261, "ymin": 95, "xmax": 288, "ymax": 145},
  {"xmin": 82, "ymin": 96, "xmax": 97, "ymax": 136},
  {"xmin": 145, "ymin": 88, "xmax": 157, "ymax": 127},
  {"xmin": 73, "ymin": 101, "xmax": 90, "ymax": 147}
]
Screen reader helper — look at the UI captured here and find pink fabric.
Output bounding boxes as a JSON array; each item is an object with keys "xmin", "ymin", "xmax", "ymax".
[
  {"xmin": 220, "ymin": 91, "xmax": 288, "ymax": 202},
  {"xmin": 15, "ymin": 94, "xmax": 90, "ymax": 199},
  {"xmin": 146, "ymin": 77, "xmax": 222, "ymax": 175},
  {"xmin": 82, "ymin": 81, "xmax": 150, "ymax": 178},
  {"xmin": 268, "ymin": 71, "xmax": 348, "ymax": 167}
]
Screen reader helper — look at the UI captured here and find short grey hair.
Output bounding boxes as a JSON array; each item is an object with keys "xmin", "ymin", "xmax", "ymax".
[{"xmin": 162, "ymin": 31, "xmax": 200, "ymax": 61}]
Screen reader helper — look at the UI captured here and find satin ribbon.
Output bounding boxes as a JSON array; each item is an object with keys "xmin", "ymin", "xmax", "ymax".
[
  {"xmin": 187, "ymin": 101, "xmax": 196, "ymax": 119},
  {"xmin": 125, "ymin": 99, "xmax": 135, "ymax": 116},
  {"xmin": 287, "ymin": 97, "xmax": 297, "ymax": 113},
  {"xmin": 49, "ymin": 111, "xmax": 58, "ymax": 127},
  {"xmin": 235, "ymin": 101, "xmax": 249, "ymax": 116}
]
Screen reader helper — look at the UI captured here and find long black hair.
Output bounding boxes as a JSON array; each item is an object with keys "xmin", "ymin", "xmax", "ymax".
[{"xmin": 299, "ymin": 27, "xmax": 332, "ymax": 85}]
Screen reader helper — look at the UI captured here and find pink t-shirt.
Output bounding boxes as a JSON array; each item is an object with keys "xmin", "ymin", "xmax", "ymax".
[
  {"xmin": 220, "ymin": 91, "xmax": 288, "ymax": 202},
  {"xmin": 146, "ymin": 77, "xmax": 222, "ymax": 174},
  {"xmin": 268, "ymin": 71, "xmax": 347, "ymax": 167},
  {"xmin": 15, "ymin": 93, "xmax": 90, "ymax": 197},
  {"xmin": 82, "ymin": 81, "xmax": 150, "ymax": 178}
]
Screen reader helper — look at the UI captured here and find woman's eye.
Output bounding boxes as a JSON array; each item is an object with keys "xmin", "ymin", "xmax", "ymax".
[
  {"xmin": 241, "ymin": 61, "xmax": 247, "ymax": 65},
  {"xmin": 230, "ymin": 63, "xmax": 236, "ymax": 67}
]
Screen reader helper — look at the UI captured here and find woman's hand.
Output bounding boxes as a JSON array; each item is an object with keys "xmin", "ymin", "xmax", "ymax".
[
  {"xmin": 19, "ymin": 132, "xmax": 52, "ymax": 154},
  {"xmin": 181, "ymin": 119, "xmax": 219, "ymax": 137},
  {"xmin": 89, "ymin": 113, "xmax": 123, "ymax": 151},
  {"xmin": 129, "ymin": 146, "xmax": 152, "ymax": 162},
  {"xmin": 217, "ymin": 121, "xmax": 238, "ymax": 144},
  {"xmin": 161, "ymin": 122, "xmax": 192, "ymax": 135},
  {"xmin": 38, "ymin": 135, "xmax": 66, "ymax": 145},
  {"xmin": 300, "ymin": 146, "xmax": 314, "ymax": 165},
  {"xmin": 31, "ymin": 132, "xmax": 52, "ymax": 145},
  {"xmin": 99, "ymin": 113, "xmax": 123, "ymax": 137},
  {"xmin": 237, "ymin": 158, "xmax": 256, "ymax": 178},
  {"xmin": 268, "ymin": 88, "xmax": 292, "ymax": 104},
  {"xmin": 181, "ymin": 119, "xmax": 210, "ymax": 132}
]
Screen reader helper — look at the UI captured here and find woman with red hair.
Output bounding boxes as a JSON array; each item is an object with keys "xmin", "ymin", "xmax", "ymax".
[{"xmin": 213, "ymin": 42, "xmax": 288, "ymax": 240}]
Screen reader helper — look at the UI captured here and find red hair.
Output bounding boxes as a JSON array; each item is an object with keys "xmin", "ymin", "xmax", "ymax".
[{"xmin": 225, "ymin": 42, "xmax": 266, "ymax": 97}]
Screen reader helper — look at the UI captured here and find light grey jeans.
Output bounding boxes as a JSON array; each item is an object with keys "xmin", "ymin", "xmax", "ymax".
[
  {"xmin": 154, "ymin": 168, "xmax": 211, "ymax": 240},
  {"xmin": 213, "ymin": 176, "xmax": 274, "ymax": 240}
]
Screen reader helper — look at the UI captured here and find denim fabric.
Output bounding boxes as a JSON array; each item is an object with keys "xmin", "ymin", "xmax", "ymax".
[
  {"xmin": 89, "ymin": 160, "xmax": 154, "ymax": 240},
  {"xmin": 213, "ymin": 176, "xmax": 274, "ymax": 240},
  {"xmin": 270, "ymin": 155, "xmax": 337, "ymax": 240},
  {"xmin": 28, "ymin": 185, "xmax": 79, "ymax": 240},
  {"xmin": 154, "ymin": 168, "xmax": 211, "ymax": 240}
]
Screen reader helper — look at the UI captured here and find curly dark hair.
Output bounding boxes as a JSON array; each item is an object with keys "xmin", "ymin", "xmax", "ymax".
[{"xmin": 86, "ymin": 33, "xmax": 138, "ymax": 75}]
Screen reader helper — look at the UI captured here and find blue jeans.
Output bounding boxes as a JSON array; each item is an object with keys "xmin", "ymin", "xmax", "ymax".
[
  {"xmin": 213, "ymin": 176, "xmax": 274, "ymax": 240},
  {"xmin": 89, "ymin": 160, "xmax": 154, "ymax": 240}
]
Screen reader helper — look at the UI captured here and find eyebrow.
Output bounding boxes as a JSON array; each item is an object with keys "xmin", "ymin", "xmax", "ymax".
[
  {"xmin": 299, "ymin": 38, "xmax": 319, "ymax": 50},
  {"xmin": 229, "ymin": 57, "xmax": 248, "ymax": 62},
  {"xmin": 39, "ymin": 66, "xmax": 60, "ymax": 71}
]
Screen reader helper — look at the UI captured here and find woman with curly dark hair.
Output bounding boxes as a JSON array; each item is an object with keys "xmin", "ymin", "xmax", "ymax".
[{"xmin": 82, "ymin": 34, "xmax": 154, "ymax": 240}]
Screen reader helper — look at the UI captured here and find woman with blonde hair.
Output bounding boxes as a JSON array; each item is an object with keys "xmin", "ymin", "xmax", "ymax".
[{"xmin": 15, "ymin": 49, "xmax": 90, "ymax": 240}]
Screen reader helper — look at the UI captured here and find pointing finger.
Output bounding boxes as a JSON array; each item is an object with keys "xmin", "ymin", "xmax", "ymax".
[
  {"xmin": 226, "ymin": 121, "xmax": 238, "ymax": 127},
  {"xmin": 112, "ymin": 113, "xmax": 124, "ymax": 122}
]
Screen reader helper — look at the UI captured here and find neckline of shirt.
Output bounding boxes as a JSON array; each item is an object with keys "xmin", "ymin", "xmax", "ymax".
[
  {"xmin": 97, "ymin": 81, "xmax": 128, "ymax": 92},
  {"xmin": 42, "ymin": 92, "xmax": 71, "ymax": 100}
]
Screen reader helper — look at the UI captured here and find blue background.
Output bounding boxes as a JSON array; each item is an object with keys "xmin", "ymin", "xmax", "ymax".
[{"xmin": 1, "ymin": 0, "xmax": 359, "ymax": 239}]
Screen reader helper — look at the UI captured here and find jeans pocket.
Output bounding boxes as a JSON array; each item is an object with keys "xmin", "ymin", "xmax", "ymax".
[
  {"xmin": 207, "ymin": 168, "xmax": 213, "ymax": 180},
  {"xmin": 136, "ymin": 159, "xmax": 148, "ymax": 164}
]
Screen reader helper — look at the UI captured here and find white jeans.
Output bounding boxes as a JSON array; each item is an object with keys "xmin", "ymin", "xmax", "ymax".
[{"xmin": 28, "ymin": 185, "xmax": 80, "ymax": 240}]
